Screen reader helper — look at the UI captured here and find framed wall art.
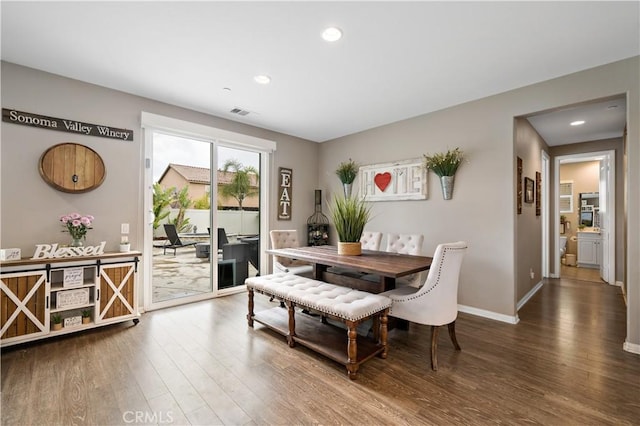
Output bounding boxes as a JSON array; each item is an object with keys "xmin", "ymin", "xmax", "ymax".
[
  {"xmin": 535, "ymin": 171, "xmax": 541, "ymax": 216},
  {"xmin": 524, "ymin": 177, "xmax": 534, "ymax": 203},
  {"xmin": 517, "ymin": 157, "xmax": 523, "ymax": 214}
]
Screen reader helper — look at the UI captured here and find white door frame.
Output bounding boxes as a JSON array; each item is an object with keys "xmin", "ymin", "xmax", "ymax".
[
  {"xmin": 140, "ymin": 112, "xmax": 276, "ymax": 312},
  {"xmin": 553, "ymin": 150, "xmax": 615, "ymax": 283},
  {"xmin": 541, "ymin": 150, "xmax": 550, "ymax": 278}
]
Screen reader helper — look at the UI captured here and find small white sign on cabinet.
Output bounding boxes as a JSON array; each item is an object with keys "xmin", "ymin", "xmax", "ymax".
[{"xmin": 63, "ymin": 267, "xmax": 84, "ymax": 288}]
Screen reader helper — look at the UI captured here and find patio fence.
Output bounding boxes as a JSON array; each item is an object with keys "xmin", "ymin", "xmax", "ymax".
[{"xmin": 155, "ymin": 209, "xmax": 259, "ymax": 238}]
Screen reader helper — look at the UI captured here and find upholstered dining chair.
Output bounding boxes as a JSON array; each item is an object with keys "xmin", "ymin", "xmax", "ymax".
[
  {"xmin": 360, "ymin": 231, "xmax": 383, "ymax": 251},
  {"xmin": 386, "ymin": 233, "xmax": 425, "ymax": 287},
  {"xmin": 269, "ymin": 230, "xmax": 313, "ymax": 276},
  {"xmin": 362, "ymin": 233, "xmax": 425, "ymax": 286},
  {"xmin": 381, "ymin": 241, "xmax": 467, "ymax": 371}
]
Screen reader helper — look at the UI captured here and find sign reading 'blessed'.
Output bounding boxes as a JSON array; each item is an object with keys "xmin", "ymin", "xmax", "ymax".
[{"xmin": 2, "ymin": 108, "xmax": 134, "ymax": 141}]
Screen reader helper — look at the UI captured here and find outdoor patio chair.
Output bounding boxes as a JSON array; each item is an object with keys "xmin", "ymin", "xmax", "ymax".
[{"xmin": 163, "ymin": 224, "xmax": 197, "ymax": 255}]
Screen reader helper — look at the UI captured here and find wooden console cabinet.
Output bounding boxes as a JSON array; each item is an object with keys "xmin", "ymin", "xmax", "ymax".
[{"xmin": 0, "ymin": 252, "xmax": 140, "ymax": 347}]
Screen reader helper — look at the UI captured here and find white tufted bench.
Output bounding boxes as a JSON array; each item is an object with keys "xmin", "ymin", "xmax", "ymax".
[{"xmin": 246, "ymin": 272, "xmax": 391, "ymax": 379}]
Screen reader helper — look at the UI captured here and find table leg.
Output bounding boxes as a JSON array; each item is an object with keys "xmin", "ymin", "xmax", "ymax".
[{"xmin": 314, "ymin": 263, "xmax": 327, "ymax": 281}]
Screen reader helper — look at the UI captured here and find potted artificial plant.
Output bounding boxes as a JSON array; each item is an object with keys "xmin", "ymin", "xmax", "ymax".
[
  {"xmin": 335, "ymin": 158, "xmax": 359, "ymax": 198},
  {"xmin": 81, "ymin": 310, "xmax": 91, "ymax": 325},
  {"xmin": 423, "ymin": 147, "xmax": 464, "ymax": 200},
  {"xmin": 329, "ymin": 193, "xmax": 371, "ymax": 256},
  {"xmin": 51, "ymin": 314, "xmax": 62, "ymax": 331}
]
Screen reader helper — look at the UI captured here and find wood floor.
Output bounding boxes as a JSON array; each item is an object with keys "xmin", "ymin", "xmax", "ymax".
[{"xmin": 2, "ymin": 277, "xmax": 638, "ymax": 425}]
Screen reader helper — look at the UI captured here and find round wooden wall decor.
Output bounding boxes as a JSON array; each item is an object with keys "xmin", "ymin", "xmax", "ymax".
[{"xmin": 39, "ymin": 143, "xmax": 106, "ymax": 193}]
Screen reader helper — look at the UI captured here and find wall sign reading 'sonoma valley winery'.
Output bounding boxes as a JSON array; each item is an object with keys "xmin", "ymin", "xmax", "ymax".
[{"xmin": 2, "ymin": 108, "xmax": 134, "ymax": 141}]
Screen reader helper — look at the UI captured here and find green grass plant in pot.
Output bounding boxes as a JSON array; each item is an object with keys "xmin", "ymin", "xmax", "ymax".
[
  {"xmin": 329, "ymin": 193, "xmax": 371, "ymax": 255},
  {"xmin": 335, "ymin": 158, "xmax": 359, "ymax": 198},
  {"xmin": 423, "ymin": 147, "xmax": 464, "ymax": 200}
]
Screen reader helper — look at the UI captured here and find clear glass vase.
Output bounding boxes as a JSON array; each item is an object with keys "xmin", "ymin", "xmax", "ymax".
[{"xmin": 70, "ymin": 238, "xmax": 84, "ymax": 247}]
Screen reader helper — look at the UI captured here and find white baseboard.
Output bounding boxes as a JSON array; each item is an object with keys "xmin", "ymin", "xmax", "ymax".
[
  {"xmin": 623, "ymin": 341, "xmax": 640, "ymax": 355},
  {"xmin": 458, "ymin": 304, "xmax": 519, "ymax": 324},
  {"xmin": 517, "ymin": 281, "xmax": 544, "ymax": 311},
  {"xmin": 615, "ymin": 280, "xmax": 623, "ymax": 287}
]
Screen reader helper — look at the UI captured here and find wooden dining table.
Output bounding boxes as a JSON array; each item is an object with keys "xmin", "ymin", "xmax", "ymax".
[{"xmin": 266, "ymin": 245, "xmax": 433, "ymax": 294}]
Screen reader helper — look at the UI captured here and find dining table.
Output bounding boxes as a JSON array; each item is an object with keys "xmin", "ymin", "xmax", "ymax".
[{"xmin": 266, "ymin": 245, "xmax": 433, "ymax": 294}]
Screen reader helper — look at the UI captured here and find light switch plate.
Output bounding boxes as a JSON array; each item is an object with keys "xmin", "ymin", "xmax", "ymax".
[{"xmin": 121, "ymin": 223, "xmax": 129, "ymax": 234}]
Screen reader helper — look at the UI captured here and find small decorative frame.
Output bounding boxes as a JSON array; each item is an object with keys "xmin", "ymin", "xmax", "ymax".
[
  {"xmin": 524, "ymin": 177, "xmax": 534, "ymax": 203},
  {"xmin": 535, "ymin": 172, "xmax": 541, "ymax": 216},
  {"xmin": 517, "ymin": 157, "xmax": 523, "ymax": 214}
]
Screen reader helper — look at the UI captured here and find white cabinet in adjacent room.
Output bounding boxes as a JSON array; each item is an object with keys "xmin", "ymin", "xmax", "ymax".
[{"xmin": 577, "ymin": 232, "xmax": 601, "ymax": 268}]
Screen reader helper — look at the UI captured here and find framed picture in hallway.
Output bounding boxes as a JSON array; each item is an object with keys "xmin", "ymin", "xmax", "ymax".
[
  {"xmin": 524, "ymin": 177, "xmax": 534, "ymax": 203},
  {"xmin": 536, "ymin": 172, "xmax": 541, "ymax": 215}
]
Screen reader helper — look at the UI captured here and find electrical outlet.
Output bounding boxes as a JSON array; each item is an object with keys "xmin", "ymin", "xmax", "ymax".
[
  {"xmin": 530, "ymin": 268, "xmax": 535, "ymax": 279},
  {"xmin": 121, "ymin": 223, "xmax": 129, "ymax": 234}
]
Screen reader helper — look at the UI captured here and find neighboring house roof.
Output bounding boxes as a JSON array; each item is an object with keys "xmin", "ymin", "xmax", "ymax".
[{"xmin": 157, "ymin": 163, "xmax": 258, "ymax": 186}]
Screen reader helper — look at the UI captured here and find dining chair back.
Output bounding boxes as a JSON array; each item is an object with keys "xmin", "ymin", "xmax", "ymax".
[
  {"xmin": 269, "ymin": 230, "xmax": 313, "ymax": 276},
  {"xmin": 381, "ymin": 241, "xmax": 468, "ymax": 370},
  {"xmin": 386, "ymin": 233, "xmax": 424, "ymax": 287},
  {"xmin": 386, "ymin": 233, "xmax": 424, "ymax": 255},
  {"xmin": 360, "ymin": 231, "xmax": 383, "ymax": 251}
]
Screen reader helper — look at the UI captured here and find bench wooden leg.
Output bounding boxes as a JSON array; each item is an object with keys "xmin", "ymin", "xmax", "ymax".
[
  {"xmin": 287, "ymin": 301, "xmax": 296, "ymax": 348},
  {"xmin": 379, "ymin": 309, "xmax": 388, "ymax": 359},
  {"xmin": 346, "ymin": 320, "xmax": 358, "ymax": 380},
  {"xmin": 247, "ymin": 288, "xmax": 254, "ymax": 327}
]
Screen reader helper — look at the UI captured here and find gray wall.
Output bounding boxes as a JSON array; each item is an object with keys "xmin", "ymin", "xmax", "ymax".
[
  {"xmin": 0, "ymin": 61, "xmax": 319, "ymax": 255},
  {"xmin": 2, "ymin": 55, "xmax": 639, "ymax": 348},
  {"xmin": 318, "ymin": 57, "xmax": 639, "ymax": 348},
  {"xmin": 515, "ymin": 118, "xmax": 548, "ymax": 302}
]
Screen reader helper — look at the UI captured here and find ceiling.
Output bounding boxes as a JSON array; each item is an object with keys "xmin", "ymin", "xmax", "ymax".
[{"xmin": 1, "ymin": 2, "xmax": 638, "ymax": 143}]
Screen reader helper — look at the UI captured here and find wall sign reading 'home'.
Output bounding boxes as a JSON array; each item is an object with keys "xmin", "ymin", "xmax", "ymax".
[
  {"xmin": 278, "ymin": 167, "xmax": 292, "ymax": 220},
  {"xmin": 360, "ymin": 158, "xmax": 428, "ymax": 201},
  {"xmin": 2, "ymin": 108, "xmax": 133, "ymax": 141}
]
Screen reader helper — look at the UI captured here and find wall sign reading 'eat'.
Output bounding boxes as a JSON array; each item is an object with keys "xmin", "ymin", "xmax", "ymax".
[
  {"xmin": 278, "ymin": 167, "xmax": 293, "ymax": 220},
  {"xmin": 360, "ymin": 158, "xmax": 428, "ymax": 201}
]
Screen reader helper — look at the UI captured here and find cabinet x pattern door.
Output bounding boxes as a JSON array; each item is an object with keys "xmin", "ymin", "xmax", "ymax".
[
  {"xmin": 0, "ymin": 271, "xmax": 48, "ymax": 342},
  {"xmin": 97, "ymin": 263, "xmax": 136, "ymax": 322}
]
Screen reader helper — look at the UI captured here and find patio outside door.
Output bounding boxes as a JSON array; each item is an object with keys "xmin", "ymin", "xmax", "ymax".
[{"xmin": 146, "ymin": 131, "xmax": 263, "ymax": 310}]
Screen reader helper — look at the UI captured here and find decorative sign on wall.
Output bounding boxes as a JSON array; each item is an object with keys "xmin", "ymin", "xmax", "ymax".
[
  {"xmin": 359, "ymin": 158, "xmax": 427, "ymax": 201},
  {"xmin": 278, "ymin": 167, "xmax": 293, "ymax": 220},
  {"xmin": 2, "ymin": 108, "xmax": 134, "ymax": 141}
]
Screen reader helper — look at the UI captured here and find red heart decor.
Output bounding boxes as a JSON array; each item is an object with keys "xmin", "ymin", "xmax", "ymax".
[{"xmin": 374, "ymin": 172, "xmax": 392, "ymax": 192}]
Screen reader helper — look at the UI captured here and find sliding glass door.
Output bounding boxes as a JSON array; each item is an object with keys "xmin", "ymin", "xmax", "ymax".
[{"xmin": 144, "ymin": 124, "xmax": 268, "ymax": 311}]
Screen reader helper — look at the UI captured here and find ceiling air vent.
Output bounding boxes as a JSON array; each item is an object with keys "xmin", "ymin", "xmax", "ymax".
[{"xmin": 230, "ymin": 107, "xmax": 250, "ymax": 116}]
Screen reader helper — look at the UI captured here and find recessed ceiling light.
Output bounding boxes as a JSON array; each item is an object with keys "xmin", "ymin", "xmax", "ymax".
[
  {"xmin": 570, "ymin": 120, "xmax": 585, "ymax": 126},
  {"xmin": 254, "ymin": 75, "xmax": 271, "ymax": 85},
  {"xmin": 322, "ymin": 27, "xmax": 342, "ymax": 42}
]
